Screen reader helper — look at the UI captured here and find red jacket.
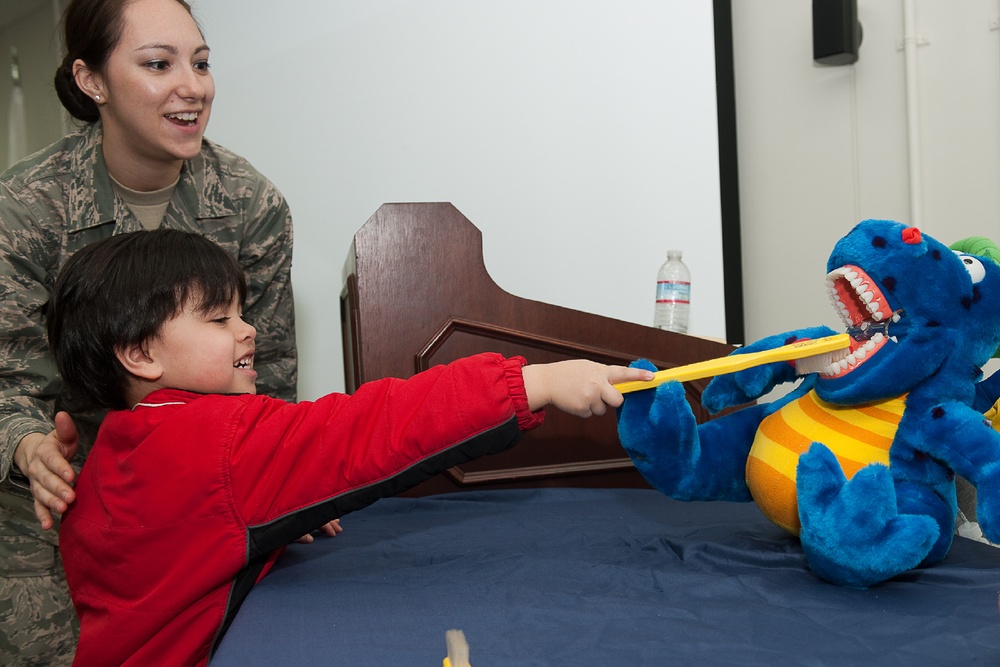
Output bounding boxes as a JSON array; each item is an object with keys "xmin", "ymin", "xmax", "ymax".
[{"xmin": 60, "ymin": 353, "xmax": 543, "ymax": 666}]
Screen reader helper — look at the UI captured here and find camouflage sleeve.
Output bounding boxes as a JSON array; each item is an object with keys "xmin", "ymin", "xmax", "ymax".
[
  {"xmin": 239, "ymin": 174, "xmax": 297, "ymax": 402},
  {"xmin": 0, "ymin": 184, "xmax": 60, "ymax": 483}
]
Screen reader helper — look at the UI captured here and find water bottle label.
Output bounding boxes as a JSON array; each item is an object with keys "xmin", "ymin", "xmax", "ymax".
[{"xmin": 656, "ymin": 280, "xmax": 690, "ymax": 304}]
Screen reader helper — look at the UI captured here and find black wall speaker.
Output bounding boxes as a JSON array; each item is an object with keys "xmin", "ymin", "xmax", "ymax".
[{"xmin": 813, "ymin": 0, "xmax": 863, "ymax": 65}]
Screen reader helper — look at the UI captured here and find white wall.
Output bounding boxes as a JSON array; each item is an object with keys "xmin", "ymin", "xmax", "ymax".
[
  {"xmin": 10, "ymin": 1, "xmax": 984, "ymax": 399},
  {"xmin": 193, "ymin": 1, "xmax": 728, "ymax": 400},
  {"xmin": 0, "ymin": 0, "xmax": 67, "ymax": 169},
  {"xmin": 8, "ymin": 1, "xmax": 999, "ymax": 398},
  {"xmin": 733, "ymin": 0, "xmax": 1000, "ymax": 353}
]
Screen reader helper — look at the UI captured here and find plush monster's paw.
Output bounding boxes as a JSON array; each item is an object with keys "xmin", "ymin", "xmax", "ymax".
[
  {"xmin": 702, "ymin": 365, "xmax": 779, "ymax": 413},
  {"xmin": 796, "ymin": 443, "xmax": 939, "ymax": 588},
  {"xmin": 616, "ymin": 365, "xmax": 698, "ymax": 495}
]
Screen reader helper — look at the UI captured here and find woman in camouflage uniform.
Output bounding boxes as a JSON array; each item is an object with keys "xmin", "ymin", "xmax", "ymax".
[{"xmin": 0, "ymin": 0, "xmax": 301, "ymax": 663}]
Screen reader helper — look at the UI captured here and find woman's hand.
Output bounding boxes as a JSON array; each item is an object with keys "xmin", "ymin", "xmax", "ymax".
[{"xmin": 13, "ymin": 411, "xmax": 79, "ymax": 530}]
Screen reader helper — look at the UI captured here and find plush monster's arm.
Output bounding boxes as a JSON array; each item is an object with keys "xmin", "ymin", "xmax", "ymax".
[
  {"xmin": 702, "ymin": 326, "xmax": 837, "ymax": 413},
  {"xmin": 918, "ymin": 398, "xmax": 1000, "ymax": 542},
  {"xmin": 617, "ymin": 365, "xmax": 764, "ymax": 502}
]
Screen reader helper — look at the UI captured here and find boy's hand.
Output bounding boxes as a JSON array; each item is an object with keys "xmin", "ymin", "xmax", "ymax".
[
  {"xmin": 522, "ymin": 360, "xmax": 654, "ymax": 417},
  {"xmin": 13, "ymin": 411, "xmax": 79, "ymax": 530},
  {"xmin": 296, "ymin": 519, "xmax": 344, "ymax": 544}
]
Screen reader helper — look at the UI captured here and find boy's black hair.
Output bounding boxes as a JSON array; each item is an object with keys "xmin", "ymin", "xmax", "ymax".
[{"xmin": 47, "ymin": 230, "xmax": 248, "ymax": 410}]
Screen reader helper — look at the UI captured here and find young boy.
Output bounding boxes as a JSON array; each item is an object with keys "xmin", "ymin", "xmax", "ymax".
[{"xmin": 48, "ymin": 230, "xmax": 652, "ymax": 666}]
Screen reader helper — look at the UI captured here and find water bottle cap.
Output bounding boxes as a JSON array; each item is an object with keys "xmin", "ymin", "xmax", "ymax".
[{"xmin": 667, "ymin": 249, "xmax": 682, "ymax": 259}]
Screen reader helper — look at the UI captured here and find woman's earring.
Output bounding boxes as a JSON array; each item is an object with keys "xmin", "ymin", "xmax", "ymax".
[{"xmin": 95, "ymin": 94, "xmax": 101, "ymax": 101}]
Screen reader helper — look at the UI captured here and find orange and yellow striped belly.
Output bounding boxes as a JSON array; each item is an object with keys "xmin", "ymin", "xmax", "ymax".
[{"xmin": 746, "ymin": 390, "xmax": 905, "ymax": 535}]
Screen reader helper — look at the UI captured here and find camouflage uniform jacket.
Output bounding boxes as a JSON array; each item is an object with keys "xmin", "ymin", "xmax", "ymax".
[{"xmin": 0, "ymin": 121, "xmax": 298, "ymax": 514}]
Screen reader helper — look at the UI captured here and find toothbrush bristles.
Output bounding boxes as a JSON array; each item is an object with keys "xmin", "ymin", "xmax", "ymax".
[
  {"xmin": 446, "ymin": 629, "xmax": 470, "ymax": 667},
  {"xmin": 794, "ymin": 349, "xmax": 848, "ymax": 376}
]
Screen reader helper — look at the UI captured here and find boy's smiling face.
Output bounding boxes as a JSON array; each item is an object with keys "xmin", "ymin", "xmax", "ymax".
[{"xmin": 137, "ymin": 293, "xmax": 257, "ymax": 398}]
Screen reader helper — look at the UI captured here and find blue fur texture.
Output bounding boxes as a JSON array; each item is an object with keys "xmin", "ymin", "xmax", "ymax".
[{"xmin": 618, "ymin": 219, "xmax": 1000, "ymax": 587}]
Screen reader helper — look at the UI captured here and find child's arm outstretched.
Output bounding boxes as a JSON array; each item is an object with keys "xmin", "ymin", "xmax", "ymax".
[
  {"xmin": 223, "ymin": 355, "xmax": 654, "ymax": 554},
  {"xmin": 522, "ymin": 360, "xmax": 654, "ymax": 418}
]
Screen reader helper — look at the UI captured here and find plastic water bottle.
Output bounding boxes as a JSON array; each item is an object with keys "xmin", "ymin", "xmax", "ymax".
[{"xmin": 653, "ymin": 250, "xmax": 690, "ymax": 333}]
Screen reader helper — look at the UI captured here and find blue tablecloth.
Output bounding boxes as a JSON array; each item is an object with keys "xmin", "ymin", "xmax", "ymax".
[{"xmin": 212, "ymin": 488, "xmax": 1000, "ymax": 665}]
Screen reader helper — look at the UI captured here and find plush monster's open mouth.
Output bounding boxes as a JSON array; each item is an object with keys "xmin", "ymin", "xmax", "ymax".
[{"xmin": 820, "ymin": 265, "xmax": 903, "ymax": 377}]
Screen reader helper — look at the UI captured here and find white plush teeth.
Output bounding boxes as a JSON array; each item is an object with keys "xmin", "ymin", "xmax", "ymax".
[
  {"xmin": 817, "ymin": 333, "xmax": 887, "ymax": 377},
  {"xmin": 820, "ymin": 267, "xmax": 901, "ymax": 377},
  {"xmin": 826, "ymin": 266, "xmax": 896, "ymax": 327}
]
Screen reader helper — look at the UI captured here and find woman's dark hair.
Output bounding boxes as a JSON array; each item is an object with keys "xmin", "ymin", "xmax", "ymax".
[
  {"xmin": 47, "ymin": 230, "xmax": 247, "ymax": 410},
  {"xmin": 53, "ymin": 0, "xmax": 197, "ymax": 122}
]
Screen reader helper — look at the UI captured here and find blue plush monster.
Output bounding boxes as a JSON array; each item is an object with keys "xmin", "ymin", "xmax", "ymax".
[{"xmin": 618, "ymin": 219, "xmax": 1000, "ymax": 587}]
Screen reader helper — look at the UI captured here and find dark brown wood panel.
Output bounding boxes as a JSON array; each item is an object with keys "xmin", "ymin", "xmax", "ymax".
[{"xmin": 340, "ymin": 203, "xmax": 738, "ymax": 495}]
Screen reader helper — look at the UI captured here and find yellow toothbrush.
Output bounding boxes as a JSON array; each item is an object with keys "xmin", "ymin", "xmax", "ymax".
[{"xmin": 614, "ymin": 333, "xmax": 851, "ymax": 394}]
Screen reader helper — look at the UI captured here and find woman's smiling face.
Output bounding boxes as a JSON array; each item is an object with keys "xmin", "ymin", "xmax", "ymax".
[{"xmin": 96, "ymin": 0, "xmax": 215, "ymax": 172}]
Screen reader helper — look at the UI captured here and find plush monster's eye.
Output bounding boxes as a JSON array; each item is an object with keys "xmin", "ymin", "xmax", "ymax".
[{"xmin": 956, "ymin": 252, "xmax": 986, "ymax": 284}]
